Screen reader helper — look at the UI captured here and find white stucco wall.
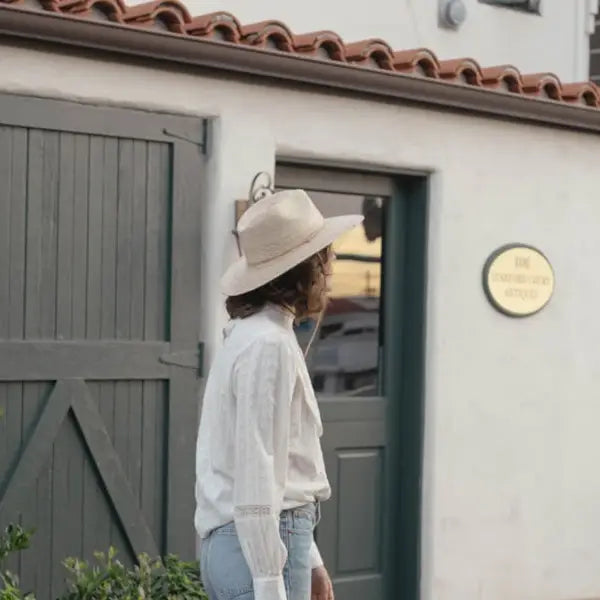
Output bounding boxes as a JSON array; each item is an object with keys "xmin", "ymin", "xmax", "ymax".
[
  {"xmin": 131, "ymin": 0, "xmax": 593, "ymax": 81},
  {"xmin": 2, "ymin": 44, "xmax": 600, "ymax": 600}
]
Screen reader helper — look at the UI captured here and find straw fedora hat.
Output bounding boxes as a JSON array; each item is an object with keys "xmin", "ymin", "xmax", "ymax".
[{"xmin": 221, "ymin": 189, "xmax": 364, "ymax": 296}]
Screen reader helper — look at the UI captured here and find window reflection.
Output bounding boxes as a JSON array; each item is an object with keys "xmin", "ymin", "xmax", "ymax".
[{"xmin": 293, "ymin": 191, "xmax": 385, "ymax": 397}]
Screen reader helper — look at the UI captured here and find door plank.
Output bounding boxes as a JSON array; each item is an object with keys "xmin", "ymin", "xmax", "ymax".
[
  {"xmin": 40, "ymin": 131, "xmax": 59, "ymax": 339},
  {"xmin": 114, "ymin": 139, "xmax": 134, "ymax": 518},
  {"xmin": 144, "ymin": 142, "xmax": 169, "ymax": 341},
  {"xmin": 72, "ymin": 134, "xmax": 90, "ymax": 339},
  {"xmin": 56, "ymin": 132, "xmax": 76, "ymax": 339},
  {"xmin": 128, "ymin": 141, "xmax": 148, "ymax": 505},
  {"xmin": 24, "ymin": 130, "xmax": 45, "ymax": 340},
  {"xmin": 7, "ymin": 127, "xmax": 27, "ymax": 340},
  {"xmin": 87, "ymin": 137, "xmax": 104, "ymax": 341},
  {"xmin": 116, "ymin": 138, "xmax": 134, "ymax": 341},
  {"xmin": 164, "ymin": 141, "xmax": 203, "ymax": 557},
  {"xmin": 130, "ymin": 140, "xmax": 147, "ymax": 342},
  {"xmin": 101, "ymin": 137, "xmax": 118, "ymax": 340},
  {"xmin": 0, "ymin": 127, "xmax": 11, "ymax": 338}
]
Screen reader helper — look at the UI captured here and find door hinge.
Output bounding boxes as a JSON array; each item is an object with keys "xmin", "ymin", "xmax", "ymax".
[{"xmin": 159, "ymin": 342, "xmax": 204, "ymax": 377}]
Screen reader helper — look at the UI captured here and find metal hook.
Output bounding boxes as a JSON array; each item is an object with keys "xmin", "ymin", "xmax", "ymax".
[
  {"xmin": 248, "ymin": 172, "xmax": 274, "ymax": 204},
  {"xmin": 232, "ymin": 172, "xmax": 274, "ymax": 258}
]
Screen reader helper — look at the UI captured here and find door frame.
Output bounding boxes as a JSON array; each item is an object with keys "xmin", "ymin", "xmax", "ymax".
[
  {"xmin": 382, "ymin": 175, "xmax": 428, "ymax": 600},
  {"xmin": 276, "ymin": 162, "xmax": 429, "ymax": 600}
]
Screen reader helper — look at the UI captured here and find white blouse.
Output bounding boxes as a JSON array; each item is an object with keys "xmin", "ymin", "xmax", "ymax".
[{"xmin": 195, "ymin": 304, "xmax": 331, "ymax": 600}]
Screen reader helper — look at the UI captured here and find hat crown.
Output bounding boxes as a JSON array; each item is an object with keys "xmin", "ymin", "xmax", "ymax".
[{"xmin": 238, "ymin": 189, "xmax": 324, "ymax": 265}]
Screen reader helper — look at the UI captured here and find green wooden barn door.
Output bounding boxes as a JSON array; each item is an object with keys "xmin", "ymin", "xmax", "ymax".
[{"xmin": 0, "ymin": 93, "xmax": 204, "ymax": 598}]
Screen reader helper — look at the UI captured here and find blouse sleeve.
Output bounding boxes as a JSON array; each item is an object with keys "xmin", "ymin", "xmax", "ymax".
[{"xmin": 232, "ymin": 335, "xmax": 296, "ymax": 600}]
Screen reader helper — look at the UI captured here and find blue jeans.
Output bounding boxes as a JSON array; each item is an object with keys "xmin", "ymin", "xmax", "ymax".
[{"xmin": 200, "ymin": 504, "xmax": 318, "ymax": 600}]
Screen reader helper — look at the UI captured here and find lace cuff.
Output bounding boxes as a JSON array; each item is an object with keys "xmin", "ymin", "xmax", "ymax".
[
  {"xmin": 233, "ymin": 505, "xmax": 287, "ymax": 583},
  {"xmin": 234, "ymin": 505, "xmax": 273, "ymax": 518},
  {"xmin": 253, "ymin": 575, "xmax": 286, "ymax": 600}
]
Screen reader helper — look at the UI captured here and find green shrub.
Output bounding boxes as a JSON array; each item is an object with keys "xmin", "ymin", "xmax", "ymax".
[
  {"xmin": 0, "ymin": 525, "xmax": 36, "ymax": 600},
  {"xmin": 59, "ymin": 548, "xmax": 207, "ymax": 600},
  {"xmin": 0, "ymin": 525, "xmax": 207, "ymax": 600}
]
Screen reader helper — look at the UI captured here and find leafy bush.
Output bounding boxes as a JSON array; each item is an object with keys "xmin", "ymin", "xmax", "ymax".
[
  {"xmin": 0, "ymin": 525, "xmax": 207, "ymax": 600},
  {"xmin": 59, "ymin": 548, "xmax": 207, "ymax": 600},
  {"xmin": 0, "ymin": 525, "xmax": 35, "ymax": 600}
]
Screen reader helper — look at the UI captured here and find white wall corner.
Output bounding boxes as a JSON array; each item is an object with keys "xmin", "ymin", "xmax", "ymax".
[{"xmin": 198, "ymin": 112, "xmax": 276, "ymax": 366}]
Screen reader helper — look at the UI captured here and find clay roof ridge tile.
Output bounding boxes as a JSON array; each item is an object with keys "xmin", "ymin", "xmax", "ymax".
[
  {"xmin": 480, "ymin": 65, "xmax": 523, "ymax": 93},
  {"xmin": 561, "ymin": 82, "xmax": 600, "ymax": 107},
  {"xmin": 185, "ymin": 11, "xmax": 242, "ymax": 41},
  {"xmin": 345, "ymin": 38, "xmax": 395, "ymax": 70},
  {"xmin": 240, "ymin": 19, "xmax": 295, "ymax": 51},
  {"xmin": 521, "ymin": 72, "xmax": 563, "ymax": 100},
  {"xmin": 438, "ymin": 58, "xmax": 483, "ymax": 86},
  {"xmin": 122, "ymin": 0, "xmax": 191, "ymax": 32},
  {"xmin": 392, "ymin": 48, "xmax": 440, "ymax": 77},
  {"xmin": 57, "ymin": 0, "xmax": 126, "ymax": 21},
  {"xmin": 293, "ymin": 30, "xmax": 346, "ymax": 61}
]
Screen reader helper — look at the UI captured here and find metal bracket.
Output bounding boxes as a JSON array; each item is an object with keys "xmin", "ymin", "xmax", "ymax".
[
  {"xmin": 162, "ymin": 128, "xmax": 204, "ymax": 147},
  {"xmin": 159, "ymin": 342, "xmax": 204, "ymax": 377}
]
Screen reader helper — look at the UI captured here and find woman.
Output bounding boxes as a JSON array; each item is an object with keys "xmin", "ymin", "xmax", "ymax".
[{"xmin": 195, "ymin": 189, "xmax": 363, "ymax": 600}]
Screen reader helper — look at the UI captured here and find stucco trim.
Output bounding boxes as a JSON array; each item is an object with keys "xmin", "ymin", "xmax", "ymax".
[{"xmin": 2, "ymin": 6, "xmax": 600, "ymax": 133}]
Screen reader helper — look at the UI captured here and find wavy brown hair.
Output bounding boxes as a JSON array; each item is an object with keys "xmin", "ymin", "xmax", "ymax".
[{"xmin": 226, "ymin": 247, "xmax": 331, "ymax": 322}]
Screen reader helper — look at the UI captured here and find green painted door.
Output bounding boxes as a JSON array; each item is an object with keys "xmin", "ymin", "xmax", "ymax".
[
  {"xmin": 276, "ymin": 164, "xmax": 428, "ymax": 600},
  {"xmin": 0, "ymin": 93, "xmax": 205, "ymax": 598}
]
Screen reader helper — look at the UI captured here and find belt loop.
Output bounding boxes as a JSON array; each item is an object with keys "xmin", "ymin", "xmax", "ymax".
[{"xmin": 315, "ymin": 501, "xmax": 321, "ymax": 525}]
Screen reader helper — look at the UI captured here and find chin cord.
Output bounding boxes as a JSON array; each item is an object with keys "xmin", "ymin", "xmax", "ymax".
[{"xmin": 304, "ymin": 308, "xmax": 324, "ymax": 360}]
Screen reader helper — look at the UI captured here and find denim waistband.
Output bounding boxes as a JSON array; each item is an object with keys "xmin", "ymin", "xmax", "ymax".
[{"xmin": 289, "ymin": 501, "xmax": 320, "ymax": 522}]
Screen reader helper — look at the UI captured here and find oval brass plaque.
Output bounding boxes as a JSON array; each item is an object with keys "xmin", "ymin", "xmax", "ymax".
[{"xmin": 483, "ymin": 244, "xmax": 554, "ymax": 317}]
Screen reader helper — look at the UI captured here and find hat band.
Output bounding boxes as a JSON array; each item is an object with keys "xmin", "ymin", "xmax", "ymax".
[{"xmin": 244, "ymin": 222, "xmax": 324, "ymax": 267}]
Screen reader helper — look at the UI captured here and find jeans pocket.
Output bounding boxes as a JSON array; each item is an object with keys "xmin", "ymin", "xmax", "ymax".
[
  {"xmin": 289, "ymin": 508, "xmax": 315, "ymax": 534},
  {"xmin": 206, "ymin": 529, "xmax": 253, "ymax": 599}
]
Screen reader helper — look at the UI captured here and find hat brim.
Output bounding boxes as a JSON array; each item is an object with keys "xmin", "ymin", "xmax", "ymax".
[{"xmin": 220, "ymin": 214, "xmax": 365, "ymax": 296}]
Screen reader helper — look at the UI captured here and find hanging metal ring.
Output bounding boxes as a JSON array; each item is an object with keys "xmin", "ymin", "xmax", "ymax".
[{"xmin": 249, "ymin": 171, "xmax": 274, "ymax": 204}]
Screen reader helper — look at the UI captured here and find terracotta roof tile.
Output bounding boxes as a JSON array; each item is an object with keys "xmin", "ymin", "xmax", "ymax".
[
  {"xmin": 121, "ymin": 0, "xmax": 191, "ymax": 32},
  {"xmin": 57, "ymin": 0, "xmax": 126, "ymax": 21},
  {"xmin": 480, "ymin": 65, "xmax": 523, "ymax": 93},
  {"xmin": 1, "ymin": 0, "xmax": 598, "ymax": 111},
  {"xmin": 344, "ymin": 39, "xmax": 395, "ymax": 70},
  {"xmin": 521, "ymin": 73, "xmax": 562, "ymax": 100},
  {"xmin": 392, "ymin": 49, "xmax": 440, "ymax": 77},
  {"xmin": 241, "ymin": 20, "xmax": 295, "ymax": 52},
  {"xmin": 438, "ymin": 58, "xmax": 483, "ymax": 86},
  {"xmin": 184, "ymin": 11, "xmax": 241, "ymax": 42},
  {"xmin": 292, "ymin": 31, "xmax": 346, "ymax": 61},
  {"xmin": 561, "ymin": 82, "xmax": 600, "ymax": 107}
]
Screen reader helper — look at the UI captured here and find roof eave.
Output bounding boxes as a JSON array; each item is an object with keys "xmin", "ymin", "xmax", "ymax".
[{"xmin": 2, "ymin": 6, "xmax": 600, "ymax": 134}]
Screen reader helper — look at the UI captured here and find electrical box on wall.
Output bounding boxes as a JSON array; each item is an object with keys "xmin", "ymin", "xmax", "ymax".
[
  {"xmin": 439, "ymin": 0, "xmax": 468, "ymax": 28},
  {"xmin": 479, "ymin": 0, "xmax": 541, "ymax": 13}
]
